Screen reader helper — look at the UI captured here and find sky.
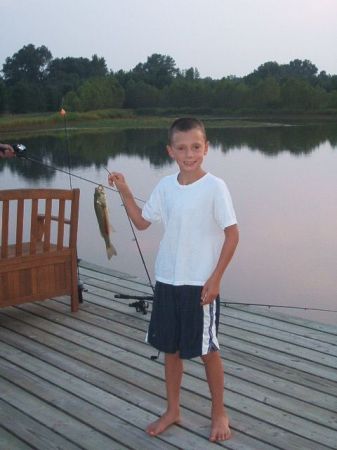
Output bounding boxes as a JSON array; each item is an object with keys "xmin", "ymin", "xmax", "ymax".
[{"xmin": 1, "ymin": 0, "xmax": 337, "ymax": 79}]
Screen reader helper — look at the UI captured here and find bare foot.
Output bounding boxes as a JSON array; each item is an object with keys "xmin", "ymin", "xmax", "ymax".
[
  {"xmin": 209, "ymin": 414, "xmax": 231, "ymax": 442},
  {"xmin": 146, "ymin": 410, "xmax": 181, "ymax": 437}
]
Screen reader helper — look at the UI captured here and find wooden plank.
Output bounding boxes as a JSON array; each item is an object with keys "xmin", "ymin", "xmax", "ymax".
[
  {"xmin": 29, "ymin": 198, "xmax": 38, "ymax": 255},
  {"xmin": 81, "ymin": 274, "xmax": 153, "ymax": 298},
  {"xmin": 222, "ymin": 306, "xmax": 337, "ymax": 345},
  {"xmin": 0, "ymin": 399, "xmax": 80, "ymax": 450},
  {"xmin": 219, "ymin": 315, "xmax": 337, "ymax": 358},
  {"xmin": 1, "ymin": 308, "xmax": 336, "ymax": 449},
  {"xmin": 77, "ymin": 288, "xmax": 337, "ymax": 382},
  {"xmin": 81, "ymin": 278, "xmax": 337, "ymax": 371},
  {"xmin": 79, "ymin": 259, "xmax": 150, "ymax": 285},
  {"xmin": 43, "ymin": 198, "xmax": 52, "ymax": 251},
  {"xmin": 79, "ymin": 261, "xmax": 153, "ymax": 292},
  {"xmin": 14, "ymin": 302, "xmax": 337, "ymax": 429},
  {"xmin": 0, "ymin": 324, "xmax": 320, "ymax": 450},
  {"xmin": 0, "ymin": 189, "xmax": 76, "ymax": 201},
  {"xmin": 79, "ymin": 262, "xmax": 337, "ymax": 341},
  {"xmin": 222, "ymin": 345, "xmax": 337, "ymax": 397},
  {"xmin": 79, "ymin": 272, "xmax": 153, "ymax": 294},
  {"xmin": 0, "ymin": 359, "xmax": 216, "ymax": 450},
  {"xmin": 0, "ymin": 374, "xmax": 153, "ymax": 450},
  {"xmin": 69, "ymin": 289, "xmax": 337, "ymax": 392},
  {"xmin": 1, "ymin": 199, "xmax": 9, "ymax": 258},
  {"xmin": 69, "ymin": 189, "xmax": 80, "ymax": 248},
  {"xmin": 3, "ymin": 341, "xmax": 260, "ymax": 450},
  {"xmin": 57, "ymin": 199, "xmax": 65, "ymax": 250},
  {"xmin": 230, "ymin": 304, "xmax": 337, "ymax": 336},
  {"xmin": 15, "ymin": 198, "xmax": 24, "ymax": 256},
  {"xmin": 0, "ymin": 378, "xmax": 130, "ymax": 450},
  {"xmin": 31, "ymin": 298, "xmax": 337, "ymax": 412},
  {"xmin": 2, "ymin": 256, "xmax": 337, "ymax": 450},
  {"xmin": 0, "ymin": 425, "xmax": 34, "ymax": 450}
]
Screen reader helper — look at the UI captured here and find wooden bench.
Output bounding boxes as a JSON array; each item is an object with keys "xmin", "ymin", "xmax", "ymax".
[{"xmin": 0, "ymin": 189, "xmax": 80, "ymax": 312}]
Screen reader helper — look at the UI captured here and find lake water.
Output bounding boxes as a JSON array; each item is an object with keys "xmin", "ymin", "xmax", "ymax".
[{"xmin": 1, "ymin": 123, "xmax": 337, "ymax": 324}]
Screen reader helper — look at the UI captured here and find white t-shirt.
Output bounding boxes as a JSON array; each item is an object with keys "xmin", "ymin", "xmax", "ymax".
[{"xmin": 142, "ymin": 172, "xmax": 237, "ymax": 286}]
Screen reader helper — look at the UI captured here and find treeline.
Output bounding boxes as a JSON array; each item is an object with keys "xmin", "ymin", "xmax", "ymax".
[{"xmin": 1, "ymin": 44, "xmax": 337, "ymax": 114}]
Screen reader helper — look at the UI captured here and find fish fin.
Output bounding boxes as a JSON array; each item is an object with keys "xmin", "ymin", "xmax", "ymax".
[{"xmin": 106, "ymin": 243, "xmax": 117, "ymax": 259}]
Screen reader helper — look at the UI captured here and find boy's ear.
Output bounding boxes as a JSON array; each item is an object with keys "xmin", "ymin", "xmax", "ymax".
[
  {"xmin": 167, "ymin": 145, "xmax": 175, "ymax": 159},
  {"xmin": 204, "ymin": 140, "xmax": 209, "ymax": 155}
]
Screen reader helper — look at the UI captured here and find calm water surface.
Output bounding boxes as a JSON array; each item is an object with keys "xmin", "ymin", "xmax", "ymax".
[{"xmin": 1, "ymin": 124, "xmax": 337, "ymax": 324}]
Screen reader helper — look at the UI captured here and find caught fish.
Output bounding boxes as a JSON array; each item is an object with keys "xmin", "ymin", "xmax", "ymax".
[{"xmin": 94, "ymin": 185, "xmax": 117, "ymax": 259}]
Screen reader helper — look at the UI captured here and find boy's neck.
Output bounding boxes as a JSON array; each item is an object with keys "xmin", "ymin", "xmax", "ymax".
[{"xmin": 177, "ymin": 169, "xmax": 206, "ymax": 185}]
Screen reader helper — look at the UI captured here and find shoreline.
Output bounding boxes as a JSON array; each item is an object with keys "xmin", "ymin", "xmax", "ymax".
[{"xmin": 1, "ymin": 110, "xmax": 337, "ymax": 139}]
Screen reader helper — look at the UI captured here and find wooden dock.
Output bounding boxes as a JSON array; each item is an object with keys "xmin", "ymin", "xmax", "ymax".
[{"xmin": 0, "ymin": 260, "xmax": 337, "ymax": 449}]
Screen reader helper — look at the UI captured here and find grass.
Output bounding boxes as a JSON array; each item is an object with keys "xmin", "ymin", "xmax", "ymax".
[{"xmin": 1, "ymin": 108, "xmax": 336, "ymax": 139}]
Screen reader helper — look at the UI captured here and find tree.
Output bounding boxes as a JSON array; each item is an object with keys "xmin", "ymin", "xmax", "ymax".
[
  {"xmin": 7, "ymin": 81, "xmax": 46, "ymax": 113},
  {"xmin": 213, "ymin": 79, "xmax": 249, "ymax": 109},
  {"xmin": 164, "ymin": 79, "xmax": 211, "ymax": 108},
  {"xmin": 46, "ymin": 55, "xmax": 108, "ymax": 109},
  {"xmin": 327, "ymin": 90, "xmax": 337, "ymax": 108},
  {"xmin": 124, "ymin": 80, "xmax": 161, "ymax": 108},
  {"xmin": 180, "ymin": 67, "xmax": 200, "ymax": 80},
  {"xmin": 286, "ymin": 59, "xmax": 318, "ymax": 80},
  {"xmin": 280, "ymin": 78, "xmax": 323, "ymax": 110},
  {"xmin": 245, "ymin": 59, "xmax": 319, "ymax": 85},
  {"xmin": 249, "ymin": 77, "xmax": 281, "ymax": 108},
  {"xmin": 65, "ymin": 76, "xmax": 124, "ymax": 111},
  {"xmin": 132, "ymin": 54, "xmax": 178, "ymax": 88},
  {"xmin": 245, "ymin": 61, "xmax": 281, "ymax": 85},
  {"xmin": 0, "ymin": 79, "xmax": 6, "ymax": 112},
  {"xmin": 47, "ymin": 55, "xmax": 107, "ymax": 84},
  {"xmin": 2, "ymin": 44, "xmax": 52, "ymax": 85}
]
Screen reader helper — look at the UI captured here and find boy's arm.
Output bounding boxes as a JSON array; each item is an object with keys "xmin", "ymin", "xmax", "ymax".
[
  {"xmin": 201, "ymin": 224, "xmax": 239, "ymax": 305},
  {"xmin": 108, "ymin": 172, "xmax": 151, "ymax": 231}
]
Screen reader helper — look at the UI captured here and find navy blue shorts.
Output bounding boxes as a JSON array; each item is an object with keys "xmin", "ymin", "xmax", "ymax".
[{"xmin": 147, "ymin": 282, "xmax": 220, "ymax": 359}]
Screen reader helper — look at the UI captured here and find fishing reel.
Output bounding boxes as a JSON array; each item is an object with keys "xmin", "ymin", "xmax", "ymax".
[
  {"xmin": 12, "ymin": 143, "xmax": 27, "ymax": 157},
  {"xmin": 114, "ymin": 293, "xmax": 153, "ymax": 315}
]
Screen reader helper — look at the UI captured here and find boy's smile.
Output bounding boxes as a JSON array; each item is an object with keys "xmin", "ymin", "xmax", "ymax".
[{"xmin": 167, "ymin": 128, "xmax": 208, "ymax": 183}]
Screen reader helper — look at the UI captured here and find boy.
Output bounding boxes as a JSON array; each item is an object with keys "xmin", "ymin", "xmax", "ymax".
[{"xmin": 108, "ymin": 118, "xmax": 239, "ymax": 442}]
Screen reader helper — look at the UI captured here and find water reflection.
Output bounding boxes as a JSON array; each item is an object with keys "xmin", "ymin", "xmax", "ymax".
[
  {"xmin": 1, "ymin": 124, "xmax": 337, "ymax": 181},
  {"xmin": 1, "ymin": 123, "xmax": 337, "ymax": 325}
]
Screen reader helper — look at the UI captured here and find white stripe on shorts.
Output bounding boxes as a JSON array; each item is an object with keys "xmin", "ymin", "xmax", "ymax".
[{"xmin": 202, "ymin": 301, "xmax": 220, "ymax": 355}]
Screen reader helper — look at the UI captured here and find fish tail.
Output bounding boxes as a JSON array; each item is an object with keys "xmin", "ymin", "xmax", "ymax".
[{"xmin": 106, "ymin": 243, "xmax": 117, "ymax": 259}]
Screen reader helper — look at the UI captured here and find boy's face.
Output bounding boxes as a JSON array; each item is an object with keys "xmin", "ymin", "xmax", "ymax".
[{"xmin": 167, "ymin": 128, "xmax": 208, "ymax": 175}]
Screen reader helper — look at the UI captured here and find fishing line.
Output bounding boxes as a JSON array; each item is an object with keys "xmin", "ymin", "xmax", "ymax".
[
  {"xmin": 61, "ymin": 108, "xmax": 73, "ymax": 190},
  {"xmin": 104, "ymin": 167, "xmax": 154, "ymax": 293},
  {"xmin": 21, "ymin": 154, "xmax": 146, "ymax": 203}
]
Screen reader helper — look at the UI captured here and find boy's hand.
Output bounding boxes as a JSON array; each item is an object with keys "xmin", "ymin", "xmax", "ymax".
[
  {"xmin": 201, "ymin": 276, "xmax": 220, "ymax": 305},
  {"xmin": 0, "ymin": 144, "xmax": 15, "ymax": 159},
  {"xmin": 108, "ymin": 172, "xmax": 127, "ymax": 191}
]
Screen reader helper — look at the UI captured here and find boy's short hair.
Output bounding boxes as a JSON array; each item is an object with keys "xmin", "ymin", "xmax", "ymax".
[{"xmin": 168, "ymin": 117, "xmax": 207, "ymax": 144}]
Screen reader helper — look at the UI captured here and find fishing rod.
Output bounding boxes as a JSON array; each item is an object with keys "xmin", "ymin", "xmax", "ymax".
[
  {"xmin": 220, "ymin": 301, "xmax": 337, "ymax": 313},
  {"xmin": 9, "ymin": 145, "xmax": 337, "ymax": 315},
  {"xmin": 11, "ymin": 144, "xmax": 146, "ymax": 203},
  {"xmin": 112, "ymin": 293, "xmax": 337, "ymax": 314}
]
